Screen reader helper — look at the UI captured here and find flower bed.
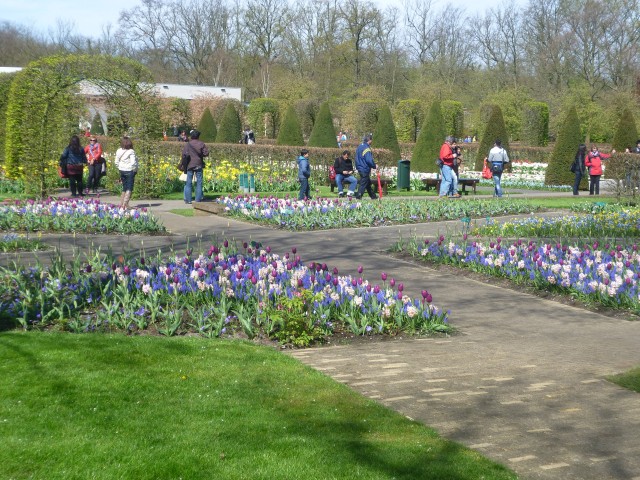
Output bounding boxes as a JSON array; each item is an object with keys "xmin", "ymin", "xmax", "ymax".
[
  {"xmin": 0, "ymin": 198, "xmax": 165, "ymax": 234},
  {"xmin": 473, "ymin": 205, "xmax": 640, "ymax": 239},
  {"xmin": 217, "ymin": 195, "xmax": 539, "ymax": 230},
  {"xmin": 402, "ymin": 229, "xmax": 640, "ymax": 314},
  {"xmin": 0, "ymin": 242, "xmax": 450, "ymax": 346}
]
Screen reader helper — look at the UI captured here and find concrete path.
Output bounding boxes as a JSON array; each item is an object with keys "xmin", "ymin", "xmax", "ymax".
[{"xmin": 6, "ymin": 192, "xmax": 640, "ymax": 480}]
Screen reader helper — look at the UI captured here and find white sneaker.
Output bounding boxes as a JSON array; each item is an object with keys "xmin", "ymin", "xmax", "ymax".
[{"xmin": 346, "ymin": 191, "xmax": 354, "ymax": 197}]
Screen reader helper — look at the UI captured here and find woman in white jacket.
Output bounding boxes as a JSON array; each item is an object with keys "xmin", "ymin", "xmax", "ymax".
[{"xmin": 114, "ymin": 136, "xmax": 138, "ymax": 209}]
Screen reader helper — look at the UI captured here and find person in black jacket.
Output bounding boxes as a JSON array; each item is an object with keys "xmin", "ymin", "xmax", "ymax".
[
  {"xmin": 59, "ymin": 135, "xmax": 87, "ymax": 197},
  {"xmin": 572, "ymin": 144, "xmax": 587, "ymax": 195},
  {"xmin": 182, "ymin": 130, "xmax": 209, "ymax": 204},
  {"xmin": 333, "ymin": 150, "xmax": 357, "ymax": 197}
]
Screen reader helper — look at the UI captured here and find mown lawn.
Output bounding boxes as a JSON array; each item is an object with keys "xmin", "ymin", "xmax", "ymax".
[{"xmin": 0, "ymin": 332, "xmax": 516, "ymax": 480}]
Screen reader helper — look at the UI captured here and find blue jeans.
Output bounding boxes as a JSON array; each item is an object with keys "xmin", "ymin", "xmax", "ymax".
[
  {"xmin": 439, "ymin": 165, "xmax": 457, "ymax": 196},
  {"xmin": 184, "ymin": 169, "xmax": 203, "ymax": 202},
  {"xmin": 493, "ymin": 173, "xmax": 503, "ymax": 197},
  {"xmin": 119, "ymin": 170, "xmax": 136, "ymax": 193},
  {"xmin": 336, "ymin": 174, "xmax": 357, "ymax": 193},
  {"xmin": 298, "ymin": 177, "xmax": 310, "ymax": 200}
]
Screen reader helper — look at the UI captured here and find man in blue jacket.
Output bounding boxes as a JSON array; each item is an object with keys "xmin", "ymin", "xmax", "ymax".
[
  {"xmin": 355, "ymin": 134, "xmax": 377, "ymax": 200},
  {"xmin": 297, "ymin": 148, "xmax": 311, "ymax": 200}
]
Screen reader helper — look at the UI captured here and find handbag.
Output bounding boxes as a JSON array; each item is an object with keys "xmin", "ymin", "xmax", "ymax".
[
  {"xmin": 491, "ymin": 162, "xmax": 503, "ymax": 174},
  {"xmin": 100, "ymin": 161, "xmax": 107, "ymax": 177},
  {"xmin": 570, "ymin": 160, "xmax": 577, "ymax": 173},
  {"xmin": 179, "ymin": 172, "xmax": 188, "ymax": 182},
  {"xmin": 178, "ymin": 153, "xmax": 190, "ymax": 172},
  {"xmin": 58, "ymin": 165, "xmax": 68, "ymax": 178},
  {"xmin": 481, "ymin": 159, "xmax": 492, "ymax": 179},
  {"xmin": 435, "ymin": 158, "xmax": 443, "ymax": 168}
]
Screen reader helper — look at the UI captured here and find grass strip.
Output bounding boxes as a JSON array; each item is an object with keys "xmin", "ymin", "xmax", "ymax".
[{"xmin": 608, "ymin": 366, "xmax": 640, "ymax": 393}]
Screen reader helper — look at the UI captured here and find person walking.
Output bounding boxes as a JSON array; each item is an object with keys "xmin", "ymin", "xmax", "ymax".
[
  {"xmin": 438, "ymin": 136, "xmax": 459, "ymax": 198},
  {"xmin": 297, "ymin": 148, "xmax": 311, "ymax": 200},
  {"xmin": 84, "ymin": 136, "xmax": 103, "ymax": 194},
  {"xmin": 571, "ymin": 144, "xmax": 587, "ymax": 195},
  {"xmin": 59, "ymin": 135, "xmax": 87, "ymax": 197},
  {"xmin": 487, "ymin": 139, "xmax": 509, "ymax": 198},
  {"xmin": 114, "ymin": 136, "xmax": 138, "ymax": 209},
  {"xmin": 333, "ymin": 150, "xmax": 357, "ymax": 197},
  {"xmin": 355, "ymin": 134, "xmax": 377, "ymax": 200},
  {"xmin": 182, "ymin": 129, "xmax": 209, "ymax": 204},
  {"xmin": 585, "ymin": 145, "xmax": 614, "ymax": 195}
]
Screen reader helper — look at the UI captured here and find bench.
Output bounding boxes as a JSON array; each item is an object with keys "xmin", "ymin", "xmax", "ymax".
[
  {"xmin": 422, "ymin": 178, "xmax": 479, "ymax": 195},
  {"xmin": 330, "ymin": 174, "xmax": 391, "ymax": 196}
]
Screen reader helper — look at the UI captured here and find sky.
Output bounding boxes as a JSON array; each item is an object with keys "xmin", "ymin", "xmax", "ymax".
[{"xmin": 2, "ymin": 0, "xmax": 521, "ymax": 39}]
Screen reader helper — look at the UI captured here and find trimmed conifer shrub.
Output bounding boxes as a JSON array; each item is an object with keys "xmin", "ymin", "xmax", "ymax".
[
  {"xmin": 372, "ymin": 104, "xmax": 401, "ymax": 161},
  {"xmin": 411, "ymin": 101, "xmax": 446, "ymax": 174},
  {"xmin": 522, "ymin": 102, "xmax": 549, "ymax": 146},
  {"xmin": 295, "ymin": 100, "xmax": 318, "ymax": 139},
  {"xmin": 545, "ymin": 106, "xmax": 583, "ymax": 186},
  {"xmin": 276, "ymin": 104, "xmax": 304, "ymax": 146},
  {"xmin": 91, "ymin": 112, "xmax": 105, "ymax": 135},
  {"xmin": 197, "ymin": 107, "xmax": 217, "ymax": 142},
  {"xmin": 394, "ymin": 100, "xmax": 423, "ymax": 142},
  {"xmin": 307, "ymin": 102, "xmax": 337, "ymax": 148},
  {"xmin": 612, "ymin": 108, "xmax": 638, "ymax": 152},
  {"xmin": 441, "ymin": 100, "xmax": 464, "ymax": 139},
  {"xmin": 475, "ymin": 106, "xmax": 510, "ymax": 171},
  {"xmin": 216, "ymin": 103, "xmax": 242, "ymax": 143}
]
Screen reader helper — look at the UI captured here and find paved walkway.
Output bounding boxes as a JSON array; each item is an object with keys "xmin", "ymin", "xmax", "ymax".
[{"xmin": 6, "ymin": 192, "xmax": 640, "ymax": 480}]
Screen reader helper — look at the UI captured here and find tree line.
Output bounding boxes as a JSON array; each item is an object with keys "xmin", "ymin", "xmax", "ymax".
[{"xmin": 0, "ymin": 0, "xmax": 639, "ymax": 140}]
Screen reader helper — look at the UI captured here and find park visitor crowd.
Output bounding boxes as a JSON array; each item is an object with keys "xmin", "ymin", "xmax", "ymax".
[{"xmin": 58, "ymin": 123, "xmax": 639, "ymax": 206}]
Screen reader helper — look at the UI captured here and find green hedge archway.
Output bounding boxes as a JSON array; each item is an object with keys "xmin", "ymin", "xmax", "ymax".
[{"xmin": 5, "ymin": 54, "xmax": 160, "ymax": 197}]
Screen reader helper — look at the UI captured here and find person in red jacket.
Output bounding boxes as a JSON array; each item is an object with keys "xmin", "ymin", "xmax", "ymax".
[
  {"xmin": 439, "ymin": 136, "xmax": 460, "ymax": 198},
  {"xmin": 585, "ymin": 145, "xmax": 615, "ymax": 195},
  {"xmin": 84, "ymin": 136, "xmax": 104, "ymax": 194}
]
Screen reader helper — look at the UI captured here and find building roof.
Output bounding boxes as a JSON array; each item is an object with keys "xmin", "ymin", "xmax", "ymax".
[{"xmin": 78, "ymin": 81, "xmax": 241, "ymax": 101}]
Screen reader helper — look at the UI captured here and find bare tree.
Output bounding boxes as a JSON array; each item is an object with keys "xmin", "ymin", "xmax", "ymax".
[
  {"xmin": 470, "ymin": 1, "xmax": 524, "ymax": 87},
  {"xmin": 521, "ymin": 0, "xmax": 570, "ymax": 89},
  {"xmin": 243, "ymin": 0, "xmax": 290, "ymax": 96},
  {"xmin": 338, "ymin": 0, "xmax": 380, "ymax": 87},
  {"xmin": 403, "ymin": 0, "xmax": 436, "ymax": 66}
]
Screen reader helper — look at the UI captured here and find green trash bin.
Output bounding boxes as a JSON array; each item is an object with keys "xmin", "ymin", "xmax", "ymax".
[{"xmin": 397, "ymin": 159, "xmax": 411, "ymax": 191}]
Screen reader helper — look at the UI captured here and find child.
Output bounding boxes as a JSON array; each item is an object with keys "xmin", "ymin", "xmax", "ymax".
[{"xmin": 297, "ymin": 149, "xmax": 311, "ymax": 200}]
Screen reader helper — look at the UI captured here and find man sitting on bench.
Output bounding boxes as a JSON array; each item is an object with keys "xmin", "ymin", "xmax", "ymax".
[{"xmin": 333, "ymin": 150, "xmax": 357, "ymax": 197}]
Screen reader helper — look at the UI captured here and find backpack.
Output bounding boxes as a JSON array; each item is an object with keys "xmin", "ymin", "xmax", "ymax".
[{"xmin": 329, "ymin": 166, "xmax": 337, "ymax": 182}]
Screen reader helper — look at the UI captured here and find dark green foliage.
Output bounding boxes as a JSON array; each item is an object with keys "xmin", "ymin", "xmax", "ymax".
[
  {"xmin": 412, "ymin": 101, "xmax": 446, "ymax": 174},
  {"xmin": 545, "ymin": 107, "xmax": 583, "ymax": 186},
  {"xmin": 307, "ymin": 102, "xmax": 337, "ymax": 148},
  {"xmin": 441, "ymin": 100, "xmax": 464, "ymax": 139},
  {"xmin": 247, "ymin": 98, "xmax": 280, "ymax": 139},
  {"xmin": 197, "ymin": 107, "xmax": 217, "ymax": 142},
  {"xmin": 276, "ymin": 104, "xmax": 304, "ymax": 146},
  {"xmin": 475, "ymin": 106, "xmax": 510, "ymax": 171},
  {"xmin": 394, "ymin": 100, "xmax": 423, "ymax": 142},
  {"xmin": 295, "ymin": 99, "xmax": 319, "ymax": 139},
  {"xmin": 522, "ymin": 102, "xmax": 549, "ymax": 146},
  {"xmin": 372, "ymin": 104, "xmax": 401, "ymax": 160},
  {"xmin": 472, "ymin": 104, "xmax": 498, "ymax": 139},
  {"xmin": 612, "ymin": 108, "xmax": 638, "ymax": 152},
  {"xmin": 91, "ymin": 112, "xmax": 105, "ymax": 135},
  {"xmin": 216, "ymin": 103, "xmax": 242, "ymax": 143}
]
